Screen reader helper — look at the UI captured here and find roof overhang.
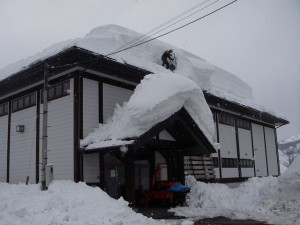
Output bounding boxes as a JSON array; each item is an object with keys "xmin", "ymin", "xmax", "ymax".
[{"xmin": 83, "ymin": 107, "xmax": 216, "ymax": 155}]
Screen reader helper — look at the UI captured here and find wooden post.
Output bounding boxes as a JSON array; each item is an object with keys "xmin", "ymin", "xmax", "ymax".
[{"xmin": 124, "ymin": 149, "xmax": 135, "ymax": 205}]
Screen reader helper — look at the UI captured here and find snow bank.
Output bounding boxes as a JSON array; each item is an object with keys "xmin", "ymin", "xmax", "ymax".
[
  {"xmin": 0, "ymin": 24, "xmax": 271, "ymax": 114},
  {"xmin": 81, "ymin": 72, "xmax": 214, "ymax": 149},
  {"xmin": 171, "ymin": 157, "xmax": 300, "ymax": 225},
  {"xmin": 0, "ymin": 181, "xmax": 174, "ymax": 225}
]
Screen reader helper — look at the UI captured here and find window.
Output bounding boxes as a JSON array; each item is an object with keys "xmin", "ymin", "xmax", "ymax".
[
  {"xmin": 221, "ymin": 158, "xmax": 238, "ymax": 168},
  {"xmin": 212, "ymin": 157, "xmax": 219, "ymax": 167},
  {"xmin": 41, "ymin": 80, "xmax": 70, "ymax": 102},
  {"xmin": 12, "ymin": 92, "xmax": 36, "ymax": 113},
  {"xmin": 240, "ymin": 159, "xmax": 254, "ymax": 168},
  {"xmin": 237, "ymin": 119, "xmax": 251, "ymax": 130},
  {"xmin": 0, "ymin": 103, "xmax": 8, "ymax": 117},
  {"xmin": 219, "ymin": 114, "xmax": 235, "ymax": 126}
]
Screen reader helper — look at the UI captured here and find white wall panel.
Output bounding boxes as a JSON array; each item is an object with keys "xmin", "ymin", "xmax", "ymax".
[
  {"xmin": 83, "ymin": 153, "xmax": 100, "ymax": 183},
  {"xmin": 83, "ymin": 78, "xmax": 99, "ymax": 138},
  {"xmin": 252, "ymin": 123, "xmax": 267, "ymax": 176},
  {"xmin": 264, "ymin": 127, "xmax": 278, "ymax": 176},
  {"xmin": 238, "ymin": 128, "xmax": 254, "ymax": 177},
  {"xmin": 222, "ymin": 168, "xmax": 239, "ymax": 178},
  {"xmin": 0, "ymin": 115, "xmax": 8, "ymax": 182},
  {"xmin": 219, "ymin": 124, "xmax": 238, "ymax": 178},
  {"xmin": 40, "ymin": 79, "xmax": 74, "ymax": 181},
  {"xmin": 10, "ymin": 107, "xmax": 36, "ymax": 184},
  {"xmin": 103, "ymin": 83, "xmax": 133, "ymax": 123},
  {"xmin": 219, "ymin": 124, "xmax": 237, "ymax": 158}
]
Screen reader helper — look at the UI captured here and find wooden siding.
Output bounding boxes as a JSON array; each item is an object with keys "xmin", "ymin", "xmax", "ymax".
[
  {"xmin": 238, "ymin": 128, "xmax": 255, "ymax": 177},
  {"xmin": 10, "ymin": 106, "xmax": 36, "ymax": 184},
  {"xmin": 83, "ymin": 153, "xmax": 100, "ymax": 183},
  {"xmin": 0, "ymin": 115, "xmax": 8, "ymax": 182},
  {"xmin": 83, "ymin": 78, "xmax": 99, "ymax": 138},
  {"xmin": 252, "ymin": 123, "xmax": 268, "ymax": 176},
  {"xmin": 103, "ymin": 83, "xmax": 133, "ymax": 123},
  {"xmin": 40, "ymin": 79, "xmax": 74, "ymax": 180},
  {"xmin": 264, "ymin": 127, "xmax": 278, "ymax": 176},
  {"xmin": 219, "ymin": 124, "xmax": 238, "ymax": 178}
]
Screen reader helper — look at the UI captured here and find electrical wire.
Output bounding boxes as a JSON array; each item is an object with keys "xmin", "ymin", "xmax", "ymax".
[
  {"xmin": 112, "ymin": 0, "xmax": 215, "ymax": 53},
  {"xmin": 106, "ymin": 0, "xmax": 237, "ymax": 56},
  {"xmin": 49, "ymin": 0, "xmax": 237, "ymax": 69}
]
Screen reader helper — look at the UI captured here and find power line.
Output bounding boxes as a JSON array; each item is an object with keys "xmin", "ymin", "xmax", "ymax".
[
  {"xmin": 112, "ymin": 0, "xmax": 215, "ymax": 53},
  {"xmin": 50, "ymin": 0, "xmax": 237, "ymax": 69},
  {"xmin": 106, "ymin": 0, "xmax": 237, "ymax": 57}
]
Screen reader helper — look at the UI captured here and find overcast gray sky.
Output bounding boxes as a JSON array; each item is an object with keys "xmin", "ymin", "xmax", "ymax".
[{"xmin": 0, "ymin": 0, "xmax": 299, "ymax": 141}]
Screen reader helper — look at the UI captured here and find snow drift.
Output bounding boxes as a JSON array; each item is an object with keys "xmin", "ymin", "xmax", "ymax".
[
  {"xmin": 171, "ymin": 156, "xmax": 300, "ymax": 225},
  {"xmin": 81, "ymin": 72, "xmax": 214, "ymax": 149},
  {"xmin": 0, "ymin": 24, "xmax": 265, "ymax": 112},
  {"xmin": 0, "ymin": 181, "xmax": 172, "ymax": 225}
]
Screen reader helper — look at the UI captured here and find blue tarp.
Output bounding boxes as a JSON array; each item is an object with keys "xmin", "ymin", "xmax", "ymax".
[{"xmin": 168, "ymin": 184, "xmax": 190, "ymax": 192}]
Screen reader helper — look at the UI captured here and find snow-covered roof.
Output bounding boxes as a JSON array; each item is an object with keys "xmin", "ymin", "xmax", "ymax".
[
  {"xmin": 81, "ymin": 72, "xmax": 214, "ymax": 150},
  {"xmin": 0, "ymin": 24, "xmax": 265, "ymax": 112}
]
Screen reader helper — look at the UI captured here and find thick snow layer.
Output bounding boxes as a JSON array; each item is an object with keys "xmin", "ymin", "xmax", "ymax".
[
  {"xmin": 0, "ymin": 181, "xmax": 178, "ymax": 225},
  {"xmin": 171, "ymin": 157, "xmax": 300, "ymax": 225},
  {"xmin": 81, "ymin": 72, "xmax": 214, "ymax": 149},
  {"xmin": 0, "ymin": 24, "xmax": 273, "ymax": 113}
]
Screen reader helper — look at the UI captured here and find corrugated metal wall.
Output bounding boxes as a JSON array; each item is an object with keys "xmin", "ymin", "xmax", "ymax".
[
  {"xmin": 238, "ymin": 128, "xmax": 254, "ymax": 177},
  {"xmin": 252, "ymin": 123, "xmax": 268, "ymax": 176},
  {"xmin": 40, "ymin": 79, "xmax": 74, "ymax": 181},
  {"xmin": 10, "ymin": 107, "xmax": 36, "ymax": 184},
  {"xmin": 0, "ymin": 115, "xmax": 8, "ymax": 182}
]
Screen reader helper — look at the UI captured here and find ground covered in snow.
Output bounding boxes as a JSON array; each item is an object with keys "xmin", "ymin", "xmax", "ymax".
[
  {"xmin": 0, "ymin": 181, "xmax": 187, "ymax": 225},
  {"xmin": 171, "ymin": 157, "xmax": 300, "ymax": 225},
  {"xmin": 0, "ymin": 158, "xmax": 299, "ymax": 225},
  {"xmin": 81, "ymin": 72, "xmax": 214, "ymax": 149}
]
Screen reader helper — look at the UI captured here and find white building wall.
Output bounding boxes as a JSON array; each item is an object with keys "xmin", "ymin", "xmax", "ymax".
[
  {"xmin": 83, "ymin": 78, "xmax": 99, "ymax": 138},
  {"xmin": 82, "ymin": 78, "xmax": 100, "ymax": 183},
  {"xmin": 103, "ymin": 83, "xmax": 133, "ymax": 123},
  {"xmin": 219, "ymin": 124, "xmax": 238, "ymax": 178},
  {"xmin": 40, "ymin": 79, "xmax": 74, "ymax": 181},
  {"xmin": 252, "ymin": 123, "xmax": 268, "ymax": 176},
  {"xmin": 264, "ymin": 127, "xmax": 279, "ymax": 176},
  {"xmin": 238, "ymin": 128, "xmax": 255, "ymax": 177},
  {"xmin": 0, "ymin": 115, "xmax": 8, "ymax": 182},
  {"xmin": 10, "ymin": 107, "xmax": 36, "ymax": 184}
]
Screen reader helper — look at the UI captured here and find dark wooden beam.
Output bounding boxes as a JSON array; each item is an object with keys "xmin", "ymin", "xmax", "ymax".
[{"xmin": 124, "ymin": 148, "xmax": 135, "ymax": 204}]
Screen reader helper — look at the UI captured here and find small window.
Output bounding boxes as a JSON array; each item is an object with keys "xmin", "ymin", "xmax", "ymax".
[
  {"xmin": 219, "ymin": 114, "xmax": 235, "ymax": 126},
  {"xmin": 63, "ymin": 81, "xmax": 70, "ymax": 95},
  {"xmin": 30, "ymin": 93, "xmax": 36, "ymax": 106},
  {"xmin": 221, "ymin": 158, "xmax": 238, "ymax": 168},
  {"xmin": 0, "ymin": 105, "xmax": 3, "ymax": 115},
  {"xmin": 12, "ymin": 100, "xmax": 18, "ymax": 112},
  {"xmin": 237, "ymin": 119, "xmax": 251, "ymax": 130},
  {"xmin": 18, "ymin": 98, "xmax": 24, "ymax": 109},
  {"xmin": 55, "ymin": 84, "xmax": 63, "ymax": 97},
  {"xmin": 48, "ymin": 87, "xmax": 55, "ymax": 100},
  {"xmin": 24, "ymin": 95, "xmax": 30, "ymax": 107}
]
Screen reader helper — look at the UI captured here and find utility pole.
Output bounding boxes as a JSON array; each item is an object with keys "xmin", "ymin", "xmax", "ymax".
[{"xmin": 41, "ymin": 63, "xmax": 49, "ymax": 191}]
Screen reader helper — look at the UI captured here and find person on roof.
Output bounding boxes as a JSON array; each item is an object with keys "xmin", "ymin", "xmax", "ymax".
[{"xmin": 161, "ymin": 49, "xmax": 174, "ymax": 69}]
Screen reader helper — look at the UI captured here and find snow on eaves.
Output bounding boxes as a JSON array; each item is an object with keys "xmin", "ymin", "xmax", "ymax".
[
  {"xmin": 0, "ymin": 24, "xmax": 267, "ymax": 112},
  {"xmin": 81, "ymin": 72, "xmax": 214, "ymax": 150}
]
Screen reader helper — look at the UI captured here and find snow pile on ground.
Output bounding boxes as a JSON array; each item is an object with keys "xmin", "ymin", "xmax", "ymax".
[
  {"xmin": 171, "ymin": 157, "xmax": 300, "ymax": 225},
  {"xmin": 81, "ymin": 72, "xmax": 214, "ymax": 149},
  {"xmin": 0, "ymin": 24, "xmax": 270, "ymax": 113},
  {"xmin": 0, "ymin": 181, "xmax": 178, "ymax": 225}
]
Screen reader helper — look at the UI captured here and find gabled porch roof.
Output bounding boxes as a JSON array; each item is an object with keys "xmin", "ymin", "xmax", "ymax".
[{"xmin": 82, "ymin": 108, "xmax": 216, "ymax": 156}]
